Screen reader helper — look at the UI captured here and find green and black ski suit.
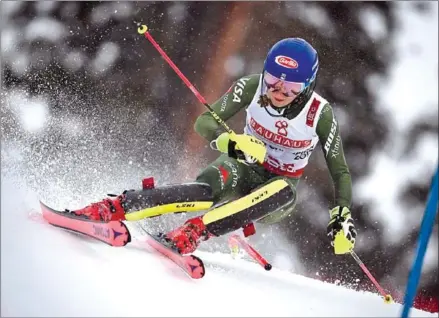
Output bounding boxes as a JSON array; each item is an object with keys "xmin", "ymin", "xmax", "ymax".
[{"xmin": 193, "ymin": 74, "xmax": 352, "ymax": 224}]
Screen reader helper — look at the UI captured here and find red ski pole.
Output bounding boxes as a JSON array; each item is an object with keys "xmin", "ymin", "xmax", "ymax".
[
  {"xmin": 137, "ymin": 24, "xmax": 234, "ymax": 135},
  {"xmin": 137, "ymin": 25, "xmax": 267, "ymax": 164},
  {"xmin": 350, "ymin": 250, "xmax": 393, "ymax": 303},
  {"xmin": 229, "ymin": 234, "xmax": 272, "ymax": 271}
]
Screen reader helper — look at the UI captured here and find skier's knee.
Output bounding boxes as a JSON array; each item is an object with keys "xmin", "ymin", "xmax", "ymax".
[
  {"xmin": 202, "ymin": 177, "xmax": 296, "ymax": 236},
  {"xmin": 256, "ymin": 203, "xmax": 296, "ymax": 225},
  {"xmin": 256, "ymin": 177, "xmax": 297, "ymax": 225}
]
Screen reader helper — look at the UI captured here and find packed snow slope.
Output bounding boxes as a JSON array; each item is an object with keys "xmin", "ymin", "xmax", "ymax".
[{"xmin": 1, "ymin": 177, "xmax": 435, "ymax": 317}]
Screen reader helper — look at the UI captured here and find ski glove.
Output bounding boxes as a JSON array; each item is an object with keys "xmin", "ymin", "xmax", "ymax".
[
  {"xmin": 210, "ymin": 132, "xmax": 267, "ymax": 164},
  {"xmin": 327, "ymin": 206, "xmax": 356, "ymax": 254}
]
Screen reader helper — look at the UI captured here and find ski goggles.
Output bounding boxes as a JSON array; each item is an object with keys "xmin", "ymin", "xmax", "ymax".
[{"xmin": 263, "ymin": 71, "xmax": 307, "ymax": 97}]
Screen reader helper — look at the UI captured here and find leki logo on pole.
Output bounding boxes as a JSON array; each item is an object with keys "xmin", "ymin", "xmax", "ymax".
[{"xmin": 275, "ymin": 120, "xmax": 288, "ymax": 136}]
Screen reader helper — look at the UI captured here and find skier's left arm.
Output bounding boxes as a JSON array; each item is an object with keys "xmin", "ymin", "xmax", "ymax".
[{"xmin": 316, "ymin": 104, "xmax": 356, "ymax": 255}]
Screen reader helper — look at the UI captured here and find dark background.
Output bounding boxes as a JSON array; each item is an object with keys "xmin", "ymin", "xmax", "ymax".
[{"xmin": 1, "ymin": 1, "xmax": 437, "ymax": 311}]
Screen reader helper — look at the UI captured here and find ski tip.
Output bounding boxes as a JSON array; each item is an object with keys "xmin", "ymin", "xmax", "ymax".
[
  {"xmin": 39, "ymin": 200, "xmax": 51, "ymax": 213},
  {"xmin": 39, "ymin": 201, "xmax": 63, "ymax": 214},
  {"xmin": 39, "ymin": 200, "xmax": 55, "ymax": 211},
  {"xmin": 264, "ymin": 263, "xmax": 272, "ymax": 271}
]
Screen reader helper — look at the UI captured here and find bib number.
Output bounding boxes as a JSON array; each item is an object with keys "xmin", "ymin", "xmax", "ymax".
[{"xmin": 293, "ymin": 147, "xmax": 314, "ymax": 160}]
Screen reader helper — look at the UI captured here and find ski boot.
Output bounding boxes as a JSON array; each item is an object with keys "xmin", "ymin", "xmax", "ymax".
[
  {"xmin": 70, "ymin": 177, "xmax": 156, "ymax": 222},
  {"xmin": 70, "ymin": 195, "xmax": 126, "ymax": 222},
  {"xmin": 165, "ymin": 216, "xmax": 213, "ymax": 255}
]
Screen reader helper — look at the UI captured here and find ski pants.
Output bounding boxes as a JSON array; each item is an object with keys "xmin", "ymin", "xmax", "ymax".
[{"xmin": 195, "ymin": 154, "xmax": 300, "ymax": 225}]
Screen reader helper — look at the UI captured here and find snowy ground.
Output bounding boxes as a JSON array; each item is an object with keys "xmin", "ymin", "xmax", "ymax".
[{"xmin": 1, "ymin": 177, "xmax": 435, "ymax": 317}]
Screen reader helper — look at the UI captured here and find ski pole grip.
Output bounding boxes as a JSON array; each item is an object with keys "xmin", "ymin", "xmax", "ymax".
[{"xmin": 137, "ymin": 25, "xmax": 148, "ymax": 34}]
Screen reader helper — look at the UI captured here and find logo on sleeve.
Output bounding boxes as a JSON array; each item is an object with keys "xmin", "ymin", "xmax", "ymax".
[
  {"xmin": 233, "ymin": 77, "xmax": 250, "ymax": 103},
  {"xmin": 220, "ymin": 94, "xmax": 229, "ymax": 112},
  {"xmin": 331, "ymin": 136, "xmax": 340, "ymax": 158},
  {"xmin": 324, "ymin": 117, "xmax": 338, "ymax": 157}
]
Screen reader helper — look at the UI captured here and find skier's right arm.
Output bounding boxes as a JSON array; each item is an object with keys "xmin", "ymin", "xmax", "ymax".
[{"xmin": 194, "ymin": 74, "xmax": 259, "ymax": 142}]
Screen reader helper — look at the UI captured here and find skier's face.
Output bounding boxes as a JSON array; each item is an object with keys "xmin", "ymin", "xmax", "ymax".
[
  {"xmin": 266, "ymin": 82, "xmax": 297, "ymax": 107},
  {"xmin": 263, "ymin": 72, "xmax": 303, "ymax": 107}
]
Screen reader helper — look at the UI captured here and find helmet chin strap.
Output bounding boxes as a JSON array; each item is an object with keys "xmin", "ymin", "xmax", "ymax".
[{"xmin": 262, "ymin": 102, "xmax": 287, "ymax": 117}]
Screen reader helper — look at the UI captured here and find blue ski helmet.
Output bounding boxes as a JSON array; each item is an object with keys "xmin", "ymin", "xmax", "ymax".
[{"xmin": 263, "ymin": 38, "xmax": 319, "ymax": 93}]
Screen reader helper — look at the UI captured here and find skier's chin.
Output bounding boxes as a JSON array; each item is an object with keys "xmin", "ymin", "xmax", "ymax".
[{"xmin": 269, "ymin": 96, "xmax": 294, "ymax": 108}]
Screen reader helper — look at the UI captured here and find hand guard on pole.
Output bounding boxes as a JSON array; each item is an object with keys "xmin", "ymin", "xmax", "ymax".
[
  {"xmin": 327, "ymin": 206, "xmax": 356, "ymax": 254},
  {"xmin": 211, "ymin": 132, "xmax": 267, "ymax": 164}
]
